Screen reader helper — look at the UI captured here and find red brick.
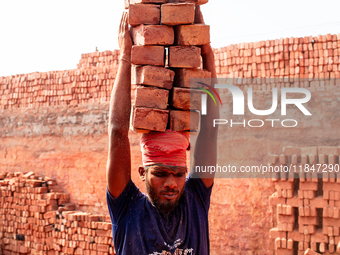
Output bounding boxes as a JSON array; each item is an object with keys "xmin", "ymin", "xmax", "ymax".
[
  {"xmin": 278, "ymin": 214, "xmax": 295, "ymax": 223},
  {"xmin": 169, "ymin": 110, "xmax": 199, "ymax": 131},
  {"xmin": 130, "ymin": 0, "xmax": 167, "ymax": 3},
  {"xmin": 168, "ymin": 0, "xmax": 208, "ymax": 4},
  {"xmin": 310, "ymin": 230, "xmax": 328, "ymax": 243},
  {"xmin": 300, "ymin": 182, "xmax": 318, "ymax": 191},
  {"xmin": 175, "ymin": 24, "xmax": 210, "ymax": 45},
  {"xmin": 132, "ymin": 107, "xmax": 168, "ymax": 132},
  {"xmin": 275, "ymin": 181, "xmax": 294, "ymax": 190},
  {"xmin": 22, "ymin": 171, "xmax": 34, "ymax": 179},
  {"xmin": 129, "ymin": 4, "xmax": 160, "ymax": 26},
  {"xmin": 95, "ymin": 230, "xmax": 112, "ymax": 237},
  {"xmin": 174, "ymin": 69, "xmax": 211, "ymax": 88},
  {"xmin": 324, "ymin": 182, "xmax": 340, "ymax": 192},
  {"xmin": 269, "ymin": 228, "xmax": 286, "ymax": 239},
  {"xmin": 19, "ymin": 246, "xmax": 28, "ymax": 254},
  {"xmin": 161, "ymin": 3, "xmax": 195, "ymax": 26},
  {"xmin": 275, "ymin": 237, "xmax": 281, "ymax": 248},
  {"xmin": 319, "ymin": 146, "xmax": 339, "ymax": 155},
  {"xmin": 44, "ymin": 211, "xmax": 57, "ymax": 219},
  {"xmin": 287, "ymin": 239, "xmax": 293, "ymax": 249},
  {"xmin": 308, "ymin": 196, "xmax": 326, "ymax": 209},
  {"xmin": 169, "ymin": 46, "xmax": 201, "ymax": 68},
  {"xmin": 287, "ymin": 231, "xmax": 304, "ymax": 242},
  {"xmin": 131, "ymin": 46, "xmax": 164, "ymax": 66},
  {"xmin": 299, "ymin": 216, "xmax": 317, "ymax": 225},
  {"xmin": 131, "ymin": 25, "xmax": 174, "ymax": 46},
  {"xmin": 269, "ymin": 193, "xmax": 286, "ymax": 206},
  {"xmin": 323, "ymin": 217, "xmax": 340, "ymax": 227},
  {"xmin": 283, "ymin": 146, "xmax": 301, "ymax": 156},
  {"xmin": 96, "ymin": 244, "xmax": 109, "ymax": 253},
  {"xmin": 135, "ymin": 86, "xmax": 169, "ymax": 110},
  {"xmin": 287, "ymin": 197, "xmax": 303, "ymax": 207},
  {"xmin": 132, "ymin": 65, "xmax": 175, "ymax": 89},
  {"xmin": 304, "ymin": 249, "xmax": 321, "ymax": 255},
  {"xmin": 277, "ymin": 249, "xmax": 294, "ymax": 255},
  {"xmin": 172, "ymin": 87, "xmax": 202, "ymax": 111}
]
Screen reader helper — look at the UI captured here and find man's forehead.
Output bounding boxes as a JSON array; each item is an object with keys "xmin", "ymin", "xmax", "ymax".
[{"xmin": 147, "ymin": 165, "xmax": 187, "ymax": 172}]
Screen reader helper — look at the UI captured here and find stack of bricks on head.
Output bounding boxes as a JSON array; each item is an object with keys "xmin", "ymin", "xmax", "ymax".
[
  {"xmin": 0, "ymin": 172, "xmax": 115, "ymax": 255},
  {"xmin": 127, "ymin": 0, "xmax": 211, "ymax": 133},
  {"xmin": 269, "ymin": 146, "xmax": 340, "ymax": 255}
]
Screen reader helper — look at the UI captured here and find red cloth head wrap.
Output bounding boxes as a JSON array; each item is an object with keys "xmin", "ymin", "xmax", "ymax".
[{"xmin": 140, "ymin": 130, "xmax": 190, "ymax": 167}]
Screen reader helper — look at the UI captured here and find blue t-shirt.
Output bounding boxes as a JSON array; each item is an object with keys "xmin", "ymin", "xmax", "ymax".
[{"xmin": 106, "ymin": 177, "xmax": 212, "ymax": 255}]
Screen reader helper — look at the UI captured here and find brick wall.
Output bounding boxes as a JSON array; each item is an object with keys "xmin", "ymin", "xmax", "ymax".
[
  {"xmin": 1, "ymin": 32, "xmax": 340, "ymax": 255},
  {"xmin": 269, "ymin": 146, "xmax": 340, "ymax": 255}
]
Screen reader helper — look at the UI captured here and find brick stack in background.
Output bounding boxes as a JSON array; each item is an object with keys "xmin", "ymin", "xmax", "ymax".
[
  {"xmin": 0, "ymin": 172, "xmax": 115, "ymax": 255},
  {"xmin": 52, "ymin": 211, "xmax": 113, "ymax": 255},
  {"xmin": 128, "ymin": 0, "xmax": 211, "ymax": 133},
  {"xmin": 1, "ymin": 33, "xmax": 340, "ymax": 111},
  {"xmin": 269, "ymin": 146, "xmax": 340, "ymax": 255},
  {"xmin": 0, "ymin": 50, "xmax": 120, "ymax": 110},
  {"xmin": 214, "ymin": 33, "xmax": 340, "ymax": 90},
  {"xmin": 77, "ymin": 50, "xmax": 120, "ymax": 69}
]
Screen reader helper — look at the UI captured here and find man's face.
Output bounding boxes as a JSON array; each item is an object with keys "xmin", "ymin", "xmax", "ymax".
[{"xmin": 144, "ymin": 165, "xmax": 187, "ymax": 213}]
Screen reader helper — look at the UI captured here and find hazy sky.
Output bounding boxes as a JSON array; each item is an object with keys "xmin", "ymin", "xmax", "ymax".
[{"xmin": 1, "ymin": 0, "xmax": 340, "ymax": 77}]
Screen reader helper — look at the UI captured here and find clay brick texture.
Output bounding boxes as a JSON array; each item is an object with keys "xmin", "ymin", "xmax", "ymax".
[
  {"xmin": 131, "ymin": 25, "xmax": 174, "ymax": 46},
  {"xmin": 128, "ymin": 4, "xmax": 161, "ymax": 26},
  {"xmin": 269, "ymin": 146, "xmax": 340, "ymax": 255},
  {"xmin": 127, "ymin": 2, "xmax": 210, "ymax": 133},
  {"xmin": 0, "ymin": 172, "xmax": 115, "ymax": 255},
  {"xmin": 161, "ymin": 3, "xmax": 195, "ymax": 26},
  {"xmin": 132, "ymin": 65, "xmax": 175, "ymax": 90},
  {"xmin": 174, "ymin": 24, "xmax": 210, "ymax": 46},
  {"xmin": 214, "ymin": 33, "xmax": 340, "ymax": 89}
]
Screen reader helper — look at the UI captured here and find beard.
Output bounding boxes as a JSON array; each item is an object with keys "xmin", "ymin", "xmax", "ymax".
[{"xmin": 145, "ymin": 179, "xmax": 184, "ymax": 213}]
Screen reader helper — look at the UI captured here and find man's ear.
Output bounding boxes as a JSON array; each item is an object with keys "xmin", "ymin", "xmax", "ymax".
[{"xmin": 138, "ymin": 166, "xmax": 146, "ymax": 181}]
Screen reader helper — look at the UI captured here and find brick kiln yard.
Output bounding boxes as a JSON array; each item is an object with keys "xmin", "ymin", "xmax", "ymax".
[{"xmin": 1, "ymin": 1, "xmax": 340, "ymax": 253}]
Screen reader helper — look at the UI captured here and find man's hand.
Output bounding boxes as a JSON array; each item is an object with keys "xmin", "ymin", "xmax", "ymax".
[
  {"xmin": 194, "ymin": 6, "xmax": 216, "ymax": 78},
  {"xmin": 118, "ymin": 12, "xmax": 132, "ymax": 59},
  {"xmin": 106, "ymin": 12, "xmax": 133, "ymax": 198}
]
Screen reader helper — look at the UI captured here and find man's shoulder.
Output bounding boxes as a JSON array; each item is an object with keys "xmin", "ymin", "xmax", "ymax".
[
  {"xmin": 107, "ymin": 179, "xmax": 145, "ymax": 208},
  {"xmin": 183, "ymin": 176, "xmax": 213, "ymax": 213},
  {"xmin": 185, "ymin": 176, "xmax": 213, "ymax": 192}
]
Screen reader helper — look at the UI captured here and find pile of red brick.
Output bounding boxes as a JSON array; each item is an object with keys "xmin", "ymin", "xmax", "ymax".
[
  {"xmin": 0, "ymin": 51, "xmax": 120, "ymax": 110},
  {"xmin": 77, "ymin": 50, "xmax": 120, "ymax": 69},
  {"xmin": 0, "ymin": 172, "xmax": 114, "ymax": 255},
  {"xmin": 128, "ymin": 0, "xmax": 211, "ymax": 133},
  {"xmin": 51, "ymin": 212, "xmax": 113, "ymax": 255},
  {"xmin": 269, "ymin": 146, "xmax": 340, "ymax": 255},
  {"xmin": 214, "ymin": 34, "xmax": 340, "ymax": 90}
]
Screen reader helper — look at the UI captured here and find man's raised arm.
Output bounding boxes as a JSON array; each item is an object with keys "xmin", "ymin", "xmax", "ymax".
[
  {"xmin": 106, "ymin": 12, "xmax": 133, "ymax": 198},
  {"xmin": 191, "ymin": 7, "xmax": 220, "ymax": 188}
]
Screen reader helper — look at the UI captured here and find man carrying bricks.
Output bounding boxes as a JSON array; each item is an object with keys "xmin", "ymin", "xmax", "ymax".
[{"xmin": 106, "ymin": 7, "xmax": 219, "ymax": 255}]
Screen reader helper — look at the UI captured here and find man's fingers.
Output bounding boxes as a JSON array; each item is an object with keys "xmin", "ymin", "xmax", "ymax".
[
  {"xmin": 120, "ymin": 12, "xmax": 129, "ymax": 36},
  {"xmin": 124, "ymin": 12, "xmax": 129, "ymax": 32},
  {"xmin": 119, "ymin": 12, "xmax": 125, "ymax": 35},
  {"xmin": 194, "ymin": 6, "xmax": 204, "ymax": 24}
]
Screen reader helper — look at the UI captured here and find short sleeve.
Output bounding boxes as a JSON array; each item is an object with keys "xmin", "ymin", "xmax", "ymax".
[
  {"xmin": 185, "ymin": 174, "xmax": 213, "ymax": 213},
  {"xmin": 106, "ymin": 179, "xmax": 140, "ymax": 226}
]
